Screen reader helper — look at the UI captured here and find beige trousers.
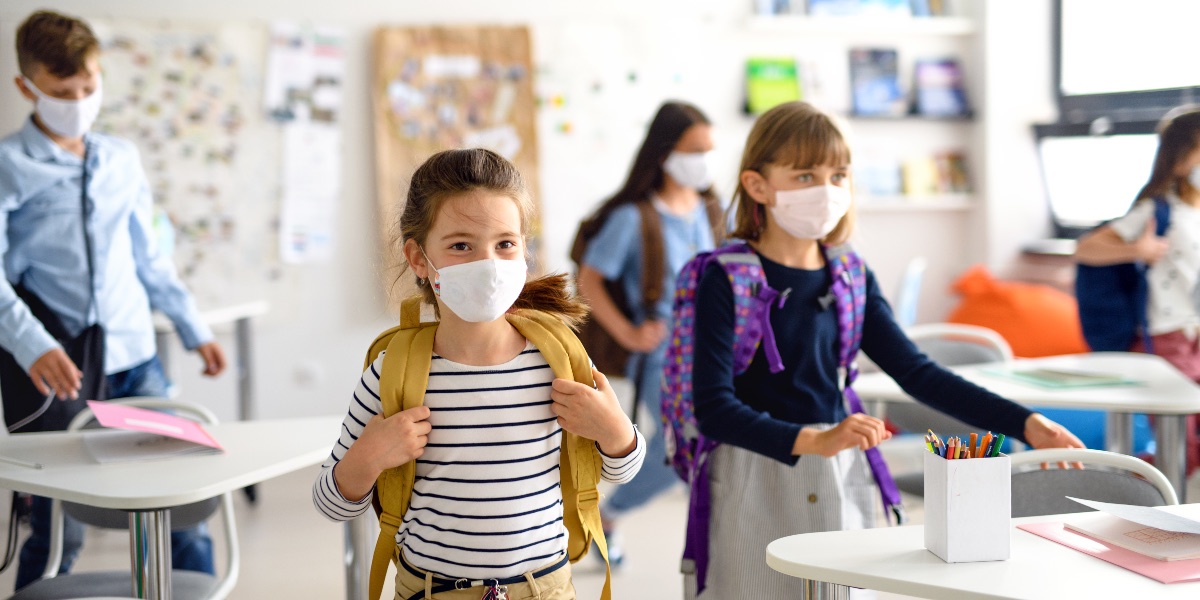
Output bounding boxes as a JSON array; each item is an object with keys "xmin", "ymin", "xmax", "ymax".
[{"xmin": 394, "ymin": 551, "xmax": 575, "ymax": 600}]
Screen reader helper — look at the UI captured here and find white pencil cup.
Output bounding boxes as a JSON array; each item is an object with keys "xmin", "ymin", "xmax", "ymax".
[{"xmin": 923, "ymin": 450, "xmax": 1011, "ymax": 563}]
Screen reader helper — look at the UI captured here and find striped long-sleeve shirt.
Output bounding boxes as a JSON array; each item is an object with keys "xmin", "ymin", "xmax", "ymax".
[{"xmin": 313, "ymin": 341, "xmax": 646, "ymax": 580}]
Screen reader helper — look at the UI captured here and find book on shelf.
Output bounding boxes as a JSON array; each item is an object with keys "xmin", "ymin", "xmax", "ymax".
[
  {"xmin": 934, "ymin": 151, "xmax": 970, "ymax": 192},
  {"xmin": 901, "ymin": 151, "xmax": 969, "ymax": 196},
  {"xmin": 754, "ymin": 0, "xmax": 797, "ymax": 15},
  {"xmin": 849, "ymin": 47, "xmax": 905, "ymax": 117},
  {"xmin": 1065, "ymin": 512, "xmax": 1200, "ymax": 562},
  {"xmin": 808, "ymin": 0, "xmax": 912, "ymax": 17},
  {"xmin": 913, "ymin": 58, "xmax": 970, "ymax": 117},
  {"xmin": 910, "ymin": 0, "xmax": 950, "ymax": 16},
  {"xmin": 745, "ymin": 57, "xmax": 802, "ymax": 115}
]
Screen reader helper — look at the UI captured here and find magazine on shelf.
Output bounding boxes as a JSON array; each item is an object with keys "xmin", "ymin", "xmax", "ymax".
[
  {"xmin": 745, "ymin": 57, "xmax": 802, "ymax": 115},
  {"xmin": 913, "ymin": 58, "xmax": 970, "ymax": 117},
  {"xmin": 849, "ymin": 47, "xmax": 905, "ymax": 117}
]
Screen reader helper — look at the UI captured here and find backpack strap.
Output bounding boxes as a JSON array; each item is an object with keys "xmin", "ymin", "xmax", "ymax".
[
  {"xmin": 367, "ymin": 298, "xmax": 436, "ymax": 600},
  {"xmin": 715, "ymin": 246, "xmax": 787, "ymax": 374},
  {"xmin": 366, "ymin": 304, "xmax": 612, "ymax": 600},
  {"xmin": 636, "ymin": 200, "xmax": 665, "ymax": 310},
  {"xmin": 824, "ymin": 244, "xmax": 905, "ymax": 525},
  {"xmin": 1138, "ymin": 197, "xmax": 1172, "ymax": 353},
  {"xmin": 507, "ymin": 310, "xmax": 612, "ymax": 600}
]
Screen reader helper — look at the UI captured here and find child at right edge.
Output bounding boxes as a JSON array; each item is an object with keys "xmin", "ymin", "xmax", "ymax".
[
  {"xmin": 688, "ymin": 101, "xmax": 1085, "ymax": 598},
  {"xmin": 1075, "ymin": 106, "xmax": 1200, "ymax": 469}
]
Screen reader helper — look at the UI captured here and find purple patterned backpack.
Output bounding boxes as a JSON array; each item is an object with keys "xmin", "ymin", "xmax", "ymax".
[{"xmin": 660, "ymin": 241, "xmax": 904, "ymax": 593}]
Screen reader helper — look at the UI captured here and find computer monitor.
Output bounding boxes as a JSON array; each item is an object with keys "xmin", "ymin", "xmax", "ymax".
[
  {"xmin": 1055, "ymin": 0, "xmax": 1200, "ymax": 123},
  {"xmin": 1034, "ymin": 122, "xmax": 1160, "ymax": 239}
]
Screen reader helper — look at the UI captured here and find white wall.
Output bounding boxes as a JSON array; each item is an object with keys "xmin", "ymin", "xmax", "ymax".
[{"xmin": 0, "ymin": 0, "xmax": 1059, "ymax": 420}]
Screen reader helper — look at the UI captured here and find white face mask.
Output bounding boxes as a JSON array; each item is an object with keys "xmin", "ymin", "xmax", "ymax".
[
  {"xmin": 769, "ymin": 184, "xmax": 852, "ymax": 240},
  {"xmin": 423, "ymin": 251, "xmax": 528, "ymax": 323},
  {"xmin": 23, "ymin": 75, "xmax": 103, "ymax": 138},
  {"xmin": 663, "ymin": 151, "xmax": 712, "ymax": 190},
  {"xmin": 1189, "ymin": 166, "xmax": 1200, "ymax": 191}
]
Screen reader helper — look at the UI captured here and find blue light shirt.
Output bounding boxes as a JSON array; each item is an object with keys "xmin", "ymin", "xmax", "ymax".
[
  {"xmin": 0, "ymin": 117, "xmax": 212, "ymax": 374},
  {"xmin": 582, "ymin": 199, "xmax": 715, "ymax": 325}
]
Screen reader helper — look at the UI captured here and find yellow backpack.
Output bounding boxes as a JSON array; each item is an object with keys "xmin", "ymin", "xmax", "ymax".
[{"xmin": 362, "ymin": 297, "xmax": 612, "ymax": 600}]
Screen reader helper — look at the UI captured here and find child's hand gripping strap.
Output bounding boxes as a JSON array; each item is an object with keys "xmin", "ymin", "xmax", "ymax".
[
  {"xmin": 367, "ymin": 296, "xmax": 435, "ymax": 600},
  {"xmin": 507, "ymin": 310, "xmax": 612, "ymax": 600}
]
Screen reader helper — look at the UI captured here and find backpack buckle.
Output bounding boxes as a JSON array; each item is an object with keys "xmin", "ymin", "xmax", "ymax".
[{"xmin": 576, "ymin": 489, "xmax": 600, "ymax": 509}]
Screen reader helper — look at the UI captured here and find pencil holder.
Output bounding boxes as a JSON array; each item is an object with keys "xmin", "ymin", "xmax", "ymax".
[{"xmin": 923, "ymin": 450, "xmax": 1011, "ymax": 563}]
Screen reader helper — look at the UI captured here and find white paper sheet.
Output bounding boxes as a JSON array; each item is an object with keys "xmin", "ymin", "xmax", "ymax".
[
  {"xmin": 1068, "ymin": 497, "xmax": 1200, "ymax": 535},
  {"xmin": 83, "ymin": 430, "xmax": 222, "ymax": 464}
]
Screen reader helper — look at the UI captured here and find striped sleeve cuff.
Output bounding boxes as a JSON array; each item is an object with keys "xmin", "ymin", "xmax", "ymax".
[
  {"xmin": 311, "ymin": 463, "xmax": 373, "ymax": 522},
  {"xmin": 598, "ymin": 425, "xmax": 646, "ymax": 484}
]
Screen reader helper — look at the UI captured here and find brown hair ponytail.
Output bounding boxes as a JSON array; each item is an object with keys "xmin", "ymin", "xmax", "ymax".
[{"xmin": 397, "ymin": 148, "xmax": 588, "ymax": 326}]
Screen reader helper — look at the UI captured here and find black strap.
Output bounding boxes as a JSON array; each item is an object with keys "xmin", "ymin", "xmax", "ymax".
[
  {"xmin": 80, "ymin": 142, "xmax": 97, "ymax": 322},
  {"xmin": 400, "ymin": 553, "xmax": 569, "ymax": 600}
]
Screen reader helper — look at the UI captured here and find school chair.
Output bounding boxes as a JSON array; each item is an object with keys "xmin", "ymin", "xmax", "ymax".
[
  {"xmin": 892, "ymin": 256, "xmax": 927, "ymax": 329},
  {"xmin": 8, "ymin": 398, "xmax": 239, "ymax": 600},
  {"xmin": 1010, "ymin": 448, "xmax": 1178, "ymax": 518},
  {"xmin": 881, "ymin": 323, "xmax": 1014, "ymax": 496}
]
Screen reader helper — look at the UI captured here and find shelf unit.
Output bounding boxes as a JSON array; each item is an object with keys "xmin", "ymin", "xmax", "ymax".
[
  {"xmin": 745, "ymin": 15, "xmax": 977, "ymax": 37},
  {"xmin": 740, "ymin": 9, "xmax": 984, "ymax": 323}
]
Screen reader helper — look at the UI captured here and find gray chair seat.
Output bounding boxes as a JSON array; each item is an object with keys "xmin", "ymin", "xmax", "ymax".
[
  {"xmin": 11, "ymin": 571, "xmax": 217, "ymax": 600},
  {"xmin": 1011, "ymin": 468, "xmax": 1168, "ymax": 517}
]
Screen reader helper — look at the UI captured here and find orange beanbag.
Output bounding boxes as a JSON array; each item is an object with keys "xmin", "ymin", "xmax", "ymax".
[{"xmin": 945, "ymin": 265, "xmax": 1089, "ymax": 358}]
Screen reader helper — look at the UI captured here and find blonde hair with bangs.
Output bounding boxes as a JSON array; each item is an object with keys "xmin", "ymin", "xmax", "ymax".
[{"xmin": 729, "ymin": 102, "xmax": 856, "ymax": 245}]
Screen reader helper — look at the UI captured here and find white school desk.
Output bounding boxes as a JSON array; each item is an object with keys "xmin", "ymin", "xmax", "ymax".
[
  {"xmin": 153, "ymin": 300, "xmax": 270, "ymax": 422},
  {"xmin": 766, "ymin": 511, "xmax": 1200, "ymax": 599},
  {"xmin": 0, "ymin": 415, "xmax": 340, "ymax": 600},
  {"xmin": 853, "ymin": 352, "xmax": 1200, "ymax": 502}
]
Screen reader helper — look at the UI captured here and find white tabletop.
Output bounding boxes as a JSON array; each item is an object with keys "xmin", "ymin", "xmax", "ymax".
[
  {"xmin": 854, "ymin": 352, "xmax": 1200, "ymax": 415},
  {"xmin": 767, "ymin": 511, "xmax": 1200, "ymax": 599},
  {"xmin": 0, "ymin": 415, "xmax": 339, "ymax": 510},
  {"xmin": 153, "ymin": 300, "xmax": 269, "ymax": 332}
]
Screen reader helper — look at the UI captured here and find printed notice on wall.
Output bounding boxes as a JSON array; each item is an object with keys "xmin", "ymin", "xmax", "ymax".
[{"xmin": 266, "ymin": 22, "xmax": 345, "ymax": 263}]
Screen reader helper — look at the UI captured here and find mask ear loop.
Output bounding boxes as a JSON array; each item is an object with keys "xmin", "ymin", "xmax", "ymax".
[{"xmin": 418, "ymin": 247, "xmax": 442, "ymax": 296}]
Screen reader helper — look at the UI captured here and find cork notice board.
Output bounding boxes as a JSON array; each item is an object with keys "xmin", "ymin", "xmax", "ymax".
[{"xmin": 371, "ymin": 25, "xmax": 540, "ymax": 305}]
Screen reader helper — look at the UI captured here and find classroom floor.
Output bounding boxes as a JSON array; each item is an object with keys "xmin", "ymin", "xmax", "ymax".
[{"xmin": 0, "ymin": 461, "xmax": 1197, "ymax": 599}]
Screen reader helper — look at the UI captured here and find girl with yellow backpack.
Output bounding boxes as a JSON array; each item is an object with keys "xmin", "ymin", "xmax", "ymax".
[{"xmin": 313, "ymin": 148, "xmax": 645, "ymax": 600}]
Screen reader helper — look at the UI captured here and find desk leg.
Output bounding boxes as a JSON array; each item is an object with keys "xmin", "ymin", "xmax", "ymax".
[
  {"xmin": 344, "ymin": 515, "xmax": 376, "ymax": 600},
  {"xmin": 235, "ymin": 317, "xmax": 254, "ymax": 421},
  {"xmin": 130, "ymin": 509, "xmax": 173, "ymax": 600},
  {"xmin": 1106, "ymin": 412, "xmax": 1134, "ymax": 456},
  {"xmin": 1156, "ymin": 415, "xmax": 1189, "ymax": 503},
  {"xmin": 798, "ymin": 578, "xmax": 850, "ymax": 600},
  {"xmin": 235, "ymin": 317, "xmax": 258, "ymax": 503}
]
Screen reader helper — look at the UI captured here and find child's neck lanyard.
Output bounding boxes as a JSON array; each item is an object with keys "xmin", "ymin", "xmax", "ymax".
[{"xmin": 79, "ymin": 143, "xmax": 98, "ymax": 324}]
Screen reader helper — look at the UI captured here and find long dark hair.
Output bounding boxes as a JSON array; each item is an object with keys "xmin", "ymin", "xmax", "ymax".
[
  {"xmin": 1134, "ymin": 106, "xmax": 1200, "ymax": 203},
  {"xmin": 398, "ymin": 148, "xmax": 587, "ymax": 326},
  {"xmin": 573, "ymin": 101, "xmax": 723, "ymax": 256}
]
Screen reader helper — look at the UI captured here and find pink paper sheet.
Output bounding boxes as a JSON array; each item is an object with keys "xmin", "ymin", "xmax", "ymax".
[
  {"xmin": 86, "ymin": 401, "xmax": 222, "ymax": 450},
  {"xmin": 1018, "ymin": 522, "xmax": 1200, "ymax": 584}
]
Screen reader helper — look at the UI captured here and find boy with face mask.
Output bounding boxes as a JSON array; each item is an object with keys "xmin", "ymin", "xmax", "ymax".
[{"xmin": 0, "ymin": 10, "xmax": 227, "ymax": 589}]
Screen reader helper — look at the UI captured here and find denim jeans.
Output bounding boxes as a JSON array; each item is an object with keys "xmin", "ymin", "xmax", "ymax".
[
  {"xmin": 603, "ymin": 348, "xmax": 680, "ymax": 517},
  {"xmin": 15, "ymin": 356, "xmax": 215, "ymax": 591}
]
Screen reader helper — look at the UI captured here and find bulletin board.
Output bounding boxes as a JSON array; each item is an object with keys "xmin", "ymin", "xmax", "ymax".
[
  {"xmin": 371, "ymin": 26, "xmax": 541, "ymax": 303},
  {"xmin": 88, "ymin": 19, "xmax": 288, "ymax": 309}
]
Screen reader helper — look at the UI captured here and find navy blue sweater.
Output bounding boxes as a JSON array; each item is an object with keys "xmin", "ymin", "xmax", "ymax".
[{"xmin": 692, "ymin": 251, "xmax": 1034, "ymax": 465}]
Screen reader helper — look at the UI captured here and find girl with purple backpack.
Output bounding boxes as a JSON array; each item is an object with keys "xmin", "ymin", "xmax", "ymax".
[{"xmin": 685, "ymin": 101, "xmax": 1084, "ymax": 598}]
